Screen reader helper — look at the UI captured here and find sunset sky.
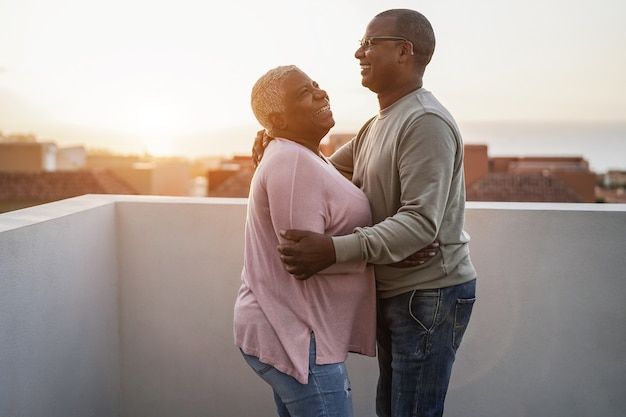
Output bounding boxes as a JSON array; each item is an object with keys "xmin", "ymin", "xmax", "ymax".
[{"xmin": 1, "ymin": 0, "xmax": 625, "ymax": 157}]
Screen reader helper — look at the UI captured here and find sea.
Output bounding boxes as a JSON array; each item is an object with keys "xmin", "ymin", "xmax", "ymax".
[{"xmin": 457, "ymin": 121, "xmax": 626, "ymax": 173}]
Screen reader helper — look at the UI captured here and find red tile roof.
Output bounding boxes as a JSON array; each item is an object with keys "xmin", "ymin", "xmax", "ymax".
[
  {"xmin": 208, "ymin": 164, "xmax": 254, "ymax": 198},
  {"xmin": 0, "ymin": 169, "xmax": 137, "ymax": 200},
  {"xmin": 467, "ymin": 172, "xmax": 584, "ymax": 202}
]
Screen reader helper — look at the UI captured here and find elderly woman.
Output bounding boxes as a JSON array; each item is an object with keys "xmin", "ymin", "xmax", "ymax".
[{"xmin": 233, "ymin": 65, "xmax": 376, "ymax": 417}]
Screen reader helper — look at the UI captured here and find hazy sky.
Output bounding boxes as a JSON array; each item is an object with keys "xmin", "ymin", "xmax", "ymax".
[{"xmin": 1, "ymin": 0, "xmax": 625, "ymax": 156}]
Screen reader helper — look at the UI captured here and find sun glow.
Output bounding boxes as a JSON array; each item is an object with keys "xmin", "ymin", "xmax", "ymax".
[
  {"xmin": 140, "ymin": 133, "xmax": 177, "ymax": 157},
  {"xmin": 119, "ymin": 100, "xmax": 186, "ymax": 157}
]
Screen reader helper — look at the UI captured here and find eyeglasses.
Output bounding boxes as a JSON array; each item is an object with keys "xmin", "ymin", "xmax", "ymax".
[{"xmin": 358, "ymin": 36, "xmax": 414, "ymax": 55}]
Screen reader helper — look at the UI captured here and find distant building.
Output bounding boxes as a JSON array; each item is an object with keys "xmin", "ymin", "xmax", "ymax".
[
  {"xmin": 0, "ymin": 138, "xmax": 138, "ymax": 213},
  {"xmin": 57, "ymin": 146, "xmax": 87, "ymax": 170},
  {"xmin": 85, "ymin": 153, "xmax": 194, "ymax": 197},
  {"xmin": 464, "ymin": 144, "xmax": 490, "ymax": 188},
  {"xmin": 597, "ymin": 170, "xmax": 626, "ymax": 203},
  {"xmin": 465, "ymin": 145, "xmax": 597, "ymax": 202},
  {"xmin": 206, "ymin": 155, "xmax": 255, "ymax": 198},
  {"xmin": 0, "ymin": 141, "xmax": 58, "ymax": 172},
  {"xmin": 603, "ymin": 170, "xmax": 626, "ymax": 188}
]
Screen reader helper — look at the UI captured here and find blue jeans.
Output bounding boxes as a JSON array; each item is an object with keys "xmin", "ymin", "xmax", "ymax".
[
  {"xmin": 376, "ymin": 279, "xmax": 476, "ymax": 417},
  {"xmin": 241, "ymin": 335, "xmax": 353, "ymax": 417}
]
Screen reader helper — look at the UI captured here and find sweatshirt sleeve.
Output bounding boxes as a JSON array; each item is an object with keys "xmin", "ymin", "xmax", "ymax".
[{"xmin": 335, "ymin": 113, "xmax": 458, "ymax": 264}]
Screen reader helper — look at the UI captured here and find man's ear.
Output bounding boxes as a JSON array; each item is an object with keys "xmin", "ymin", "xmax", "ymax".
[
  {"xmin": 269, "ymin": 112, "xmax": 287, "ymax": 129},
  {"xmin": 399, "ymin": 43, "xmax": 414, "ymax": 63}
]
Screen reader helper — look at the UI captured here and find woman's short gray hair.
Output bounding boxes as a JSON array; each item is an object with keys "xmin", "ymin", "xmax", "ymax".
[{"xmin": 251, "ymin": 65, "xmax": 299, "ymax": 132}]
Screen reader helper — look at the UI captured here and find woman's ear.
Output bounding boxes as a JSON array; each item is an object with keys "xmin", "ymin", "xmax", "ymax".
[{"xmin": 268, "ymin": 112, "xmax": 287, "ymax": 130}]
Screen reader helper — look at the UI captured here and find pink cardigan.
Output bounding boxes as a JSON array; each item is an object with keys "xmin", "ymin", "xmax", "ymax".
[{"xmin": 234, "ymin": 139, "xmax": 376, "ymax": 384}]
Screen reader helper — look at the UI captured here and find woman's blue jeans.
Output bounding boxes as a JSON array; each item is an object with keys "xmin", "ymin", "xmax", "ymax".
[
  {"xmin": 376, "ymin": 279, "xmax": 476, "ymax": 417},
  {"xmin": 241, "ymin": 334, "xmax": 353, "ymax": 417}
]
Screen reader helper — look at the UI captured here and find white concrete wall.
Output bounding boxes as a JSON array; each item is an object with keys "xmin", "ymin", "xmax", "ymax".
[
  {"xmin": 1, "ymin": 197, "xmax": 625, "ymax": 417},
  {"xmin": 114, "ymin": 197, "xmax": 251, "ymax": 416},
  {"xmin": 449, "ymin": 202, "xmax": 626, "ymax": 417},
  {"xmin": 0, "ymin": 195, "xmax": 120, "ymax": 417}
]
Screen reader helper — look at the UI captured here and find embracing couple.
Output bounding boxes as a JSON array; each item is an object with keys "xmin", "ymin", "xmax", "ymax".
[{"xmin": 234, "ymin": 8, "xmax": 477, "ymax": 417}]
